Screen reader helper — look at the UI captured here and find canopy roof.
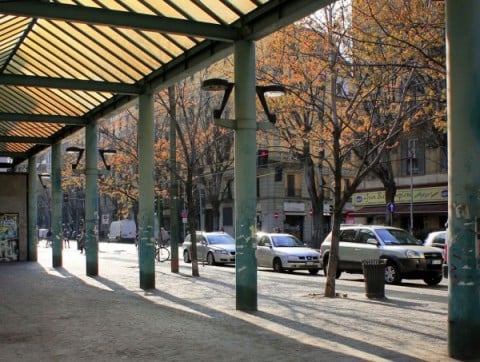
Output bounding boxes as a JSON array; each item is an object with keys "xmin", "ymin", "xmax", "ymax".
[{"xmin": 0, "ymin": 0, "xmax": 331, "ymax": 169}]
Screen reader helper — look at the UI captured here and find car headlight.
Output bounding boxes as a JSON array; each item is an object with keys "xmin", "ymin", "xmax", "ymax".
[
  {"xmin": 213, "ymin": 249, "xmax": 228, "ymax": 255},
  {"xmin": 405, "ymin": 249, "xmax": 423, "ymax": 258}
]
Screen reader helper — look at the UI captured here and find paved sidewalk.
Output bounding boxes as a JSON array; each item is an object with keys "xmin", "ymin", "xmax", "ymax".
[{"xmin": 0, "ymin": 242, "xmax": 455, "ymax": 361}]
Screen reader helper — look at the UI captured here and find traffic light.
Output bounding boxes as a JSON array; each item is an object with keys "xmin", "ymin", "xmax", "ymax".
[
  {"xmin": 63, "ymin": 192, "xmax": 68, "ymax": 202},
  {"xmin": 258, "ymin": 149, "xmax": 268, "ymax": 168}
]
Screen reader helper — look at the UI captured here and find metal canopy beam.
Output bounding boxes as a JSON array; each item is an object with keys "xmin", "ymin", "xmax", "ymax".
[
  {"xmin": 0, "ymin": 113, "xmax": 85, "ymax": 125},
  {"xmin": 0, "ymin": 74, "xmax": 141, "ymax": 95},
  {"xmin": 0, "ymin": 135, "xmax": 52, "ymax": 145},
  {"xmin": 0, "ymin": 2, "xmax": 240, "ymax": 42},
  {"xmin": 0, "ymin": 152, "xmax": 27, "ymax": 158},
  {"xmin": 242, "ymin": 0, "xmax": 337, "ymax": 41}
]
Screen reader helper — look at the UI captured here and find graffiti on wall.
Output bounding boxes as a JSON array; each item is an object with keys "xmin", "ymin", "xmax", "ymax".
[{"xmin": 0, "ymin": 213, "xmax": 19, "ymax": 262}]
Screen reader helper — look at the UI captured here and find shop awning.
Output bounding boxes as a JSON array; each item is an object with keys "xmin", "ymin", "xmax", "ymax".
[{"xmin": 351, "ymin": 203, "xmax": 447, "ymax": 216}]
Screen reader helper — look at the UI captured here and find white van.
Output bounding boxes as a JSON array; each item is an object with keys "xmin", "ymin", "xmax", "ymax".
[{"xmin": 108, "ymin": 220, "xmax": 136, "ymax": 243}]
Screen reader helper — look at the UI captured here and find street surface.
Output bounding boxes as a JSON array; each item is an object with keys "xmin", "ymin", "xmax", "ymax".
[{"xmin": 16, "ymin": 241, "xmax": 452, "ymax": 361}]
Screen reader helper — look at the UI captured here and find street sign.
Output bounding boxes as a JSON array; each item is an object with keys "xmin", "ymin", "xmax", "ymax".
[
  {"xmin": 102, "ymin": 214, "xmax": 110, "ymax": 225},
  {"xmin": 386, "ymin": 202, "xmax": 396, "ymax": 213}
]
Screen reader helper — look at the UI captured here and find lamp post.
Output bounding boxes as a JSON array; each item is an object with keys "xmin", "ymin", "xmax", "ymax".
[
  {"xmin": 66, "ymin": 143, "xmax": 116, "ymax": 275},
  {"xmin": 66, "ymin": 147, "xmax": 116, "ymax": 172},
  {"xmin": 201, "ymin": 78, "xmax": 285, "ymax": 129},
  {"xmin": 201, "ymin": 48, "xmax": 285, "ymax": 311}
]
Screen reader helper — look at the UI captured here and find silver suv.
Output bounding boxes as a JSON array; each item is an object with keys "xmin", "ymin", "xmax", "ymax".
[{"xmin": 320, "ymin": 225, "xmax": 444, "ymax": 285}]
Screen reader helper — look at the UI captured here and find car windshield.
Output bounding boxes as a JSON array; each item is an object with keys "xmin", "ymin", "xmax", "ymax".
[
  {"xmin": 207, "ymin": 234, "xmax": 235, "ymax": 245},
  {"xmin": 271, "ymin": 235, "xmax": 304, "ymax": 247},
  {"xmin": 376, "ymin": 229, "xmax": 422, "ymax": 246}
]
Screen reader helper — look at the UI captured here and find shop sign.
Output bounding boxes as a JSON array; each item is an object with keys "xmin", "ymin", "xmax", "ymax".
[{"xmin": 353, "ymin": 186, "xmax": 448, "ymax": 206}]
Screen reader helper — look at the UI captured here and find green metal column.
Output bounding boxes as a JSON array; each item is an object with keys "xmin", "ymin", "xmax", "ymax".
[
  {"xmin": 51, "ymin": 142, "xmax": 62, "ymax": 267},
  {"xmin": 28, "ymin": 155, "xmax": 37, "ymax": 261},
  {"xmin": 446, "ymin": 1, "xmax": 480, "ymax": 359},
  {"xmin": 138, "ymin": 91, "xmax": 155, "ymax": 289},
  {"xmin": 85, "ymin": 120, "xmax": 98, "ymax": 276},
  {"xmin": 234, "ymin": 40, "xmax": 257, "ymax": 311}
]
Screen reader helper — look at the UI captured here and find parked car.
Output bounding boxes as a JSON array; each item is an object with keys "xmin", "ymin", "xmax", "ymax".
[
  {"xmin": 255, "ymin": 232, "xmax": 320, "ymax": 274},
  {"xmin": 183, "ymin": 231, "xmax": 236, "ymax": 265},
  {"xmin": 423, "ymin": 230, "xmax": 446, "ymax": 249},
  {"xmin": 443, "ymin": 242, "xmax": 448, "ymax": 278},
  {"xmin": 424, "ymin": 230, "xmax": 448, "ymax": 278},
  {"xmin": 320, "ymin": 225, "xmax": 444, "ymax": 285}
]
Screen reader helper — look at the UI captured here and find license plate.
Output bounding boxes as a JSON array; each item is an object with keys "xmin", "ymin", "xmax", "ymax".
[
  {"xmin": 431, "ymin": 260, "xmax": 442, "ymax": 265},
  {"xmin": 306, "ymin": 262, "xmax": 316, "ymax": 266}
]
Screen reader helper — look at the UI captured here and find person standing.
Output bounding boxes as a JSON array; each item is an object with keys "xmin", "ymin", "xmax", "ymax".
[
  {"xmin": 46, "ymin": 229, "xmax": 52, "ymax": 248},
  {"xmin": 78, "ymin": 229, "xmax": 86, "ymax": 254},
  {"xmin": 63, "ymin": 227, "xmax": 70, "ymax": 248}
]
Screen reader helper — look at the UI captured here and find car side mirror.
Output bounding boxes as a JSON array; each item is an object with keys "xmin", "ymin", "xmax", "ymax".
[{"xmin": 366, "ymin": 238, "xmax": 378, "ymax": 246}]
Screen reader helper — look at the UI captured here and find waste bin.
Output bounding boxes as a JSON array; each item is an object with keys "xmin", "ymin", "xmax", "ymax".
[{"xmin": 362, "ymin": 259, "xmax": 386, "ymax": 299}]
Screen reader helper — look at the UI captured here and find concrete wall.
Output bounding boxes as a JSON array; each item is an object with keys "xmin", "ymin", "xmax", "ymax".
[{"xmin": 0, "ymin": 174, "xmax": 28, "ymax": 261}]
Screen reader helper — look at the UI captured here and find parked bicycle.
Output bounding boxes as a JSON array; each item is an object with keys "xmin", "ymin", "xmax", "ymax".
[{"xmin": 155, "ymin": 240, "xmax": 170, "ymax": 262}]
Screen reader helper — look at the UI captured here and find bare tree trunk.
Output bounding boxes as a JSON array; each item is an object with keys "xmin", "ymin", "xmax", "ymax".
[{"xmin": 186, "ymin": 174, "xmax": 200, "ymax": 277}]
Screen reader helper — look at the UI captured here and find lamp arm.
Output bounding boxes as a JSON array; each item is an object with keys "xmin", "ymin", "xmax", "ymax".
[
  {"xmin": 214, "ymin": 83, "xmax": 234, "ymax": 119},
  {"xmin": 73, "ymin": 149, "xmax": 84, "ymax": 170},
  {"xmin": 256, "ymin": 87, "xmax": 276, "ymax": 123}
]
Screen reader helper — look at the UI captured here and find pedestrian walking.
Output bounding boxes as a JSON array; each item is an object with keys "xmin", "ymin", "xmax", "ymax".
[{"xmin": 78, "ymin": 229, "xmax": 86, "ymax": 254}]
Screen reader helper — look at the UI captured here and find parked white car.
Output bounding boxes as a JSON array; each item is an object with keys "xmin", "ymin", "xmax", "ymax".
[
  {"xmin": 423, "ymin": 230, "xmax": 446, "ymax": 249},
  {"xmin": 183, "ymin": 231, "xmax": 236, "ymax": 265},
  {"xmin": 256, "ymin": 232, "xmax": 320, "ymax": 274}
]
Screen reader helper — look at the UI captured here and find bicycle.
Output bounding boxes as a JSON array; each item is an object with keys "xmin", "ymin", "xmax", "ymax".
[{"xmin": 155, "ymin": 241, "xmax": 170, "ymax": 262}]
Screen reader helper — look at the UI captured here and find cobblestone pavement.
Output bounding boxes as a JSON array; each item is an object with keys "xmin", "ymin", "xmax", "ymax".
[{"xmin": 0, "ymin": 242, "xmax": 456, "ymax": 361}]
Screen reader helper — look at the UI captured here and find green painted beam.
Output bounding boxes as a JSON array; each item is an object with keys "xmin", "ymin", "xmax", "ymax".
[
  {"xmin": 0, "ymin": 152, "xmax": 28, "ymax": 158},
  {"xmin": 51, "ymin": 142, "xmax": 62, "ymax": 267},
  {"xmin": 138, "ymin": 91, "xmax": 155, "ymax": 290},
  {"xmin": 242, "ymin": 0, "xmax": 336, "ymax": 41},
  {"xmin": 446, "ymin": 1, "xmax": 480, "ymax": 359},
  {"xmin": 0, "ymin": 136, "xmax": 52, "ymax": 144},
  {"xmin": 0, "ymin": 112, "xmax": 85, "ymax": 125},
  {"xmin": 234, "ymin": 40, "xmax": 258, "ymax": 311},
  {"xmin": 28, "ymin": 155, "xmax": 37, "ymax": 262},
  {"xmin": 85, "ymin": 121, "xmax": 98, "ymax": 276},
  {"xmin": 0, "ymin": 74, "xmax": 140, "ymax": 94},
  {"xmin": 0, "ymin": 2, "xmax": 239, "ymax": 42}
]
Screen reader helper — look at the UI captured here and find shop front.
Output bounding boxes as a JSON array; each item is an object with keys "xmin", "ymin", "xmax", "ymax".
[{"xmin": 351, "ymin": 185, "xmax": 448, "ymax": 239}]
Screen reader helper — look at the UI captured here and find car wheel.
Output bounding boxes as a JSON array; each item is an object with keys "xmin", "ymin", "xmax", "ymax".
[
  {"xmin": 207, "ymin": 252, "xmax": 216, "ymax": 266},
  {"xmin": 183, "ymin": 250, "xmax": 191, "ymax": 263},
  {"xmin": 308, "ymin": 268, "xmax": 320, "ymax": 275},
  {"xmin": 323, "ymin": 255, "xmax": 342, "ymax": 279},
  {"xmin": 273, "ymin": 258, "xmax": 283, "ymax": 273},
  {"xmin": 385, "ymin": 261, "xmax": 402, "ymax": 284},
  {"xmin": 423, "ymin": 274, "xmax": 442, "ymax": 286}
]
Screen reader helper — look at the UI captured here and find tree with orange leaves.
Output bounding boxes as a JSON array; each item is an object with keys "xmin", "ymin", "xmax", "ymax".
[{"xmin": 257, "ymin": 0, "xmax": 445, "ymax": 297}]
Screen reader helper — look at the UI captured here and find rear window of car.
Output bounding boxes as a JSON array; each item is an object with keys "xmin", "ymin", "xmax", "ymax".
[{"xmin": 433, "ymin": 233, "xmax": 446, "ymax": 244}]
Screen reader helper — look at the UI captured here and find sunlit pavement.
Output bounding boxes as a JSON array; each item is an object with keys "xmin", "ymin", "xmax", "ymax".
[{"xmin": 0, "ymin": 241, "xmax": 454, "ymax": 361}]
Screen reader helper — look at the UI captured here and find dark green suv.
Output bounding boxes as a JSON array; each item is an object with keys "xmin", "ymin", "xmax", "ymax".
[{"xmin": 320, "ymin": 225, "xmax": 444, "ymax": 285}]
